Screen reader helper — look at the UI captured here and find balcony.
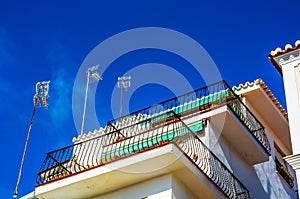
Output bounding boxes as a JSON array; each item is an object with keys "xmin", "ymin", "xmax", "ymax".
[
  {"xmin": 36, "ymin": 111, "xmax": 249, "ymax": 199},
  {"xmin": 36, "ymin": 80, "xmax": 270, "ymax": 198},
  {"xmin": 206, "ymin": 105, "xmax": 270, "ymax": 165},
  {"xmin": 109, "ymin": 80, "xmax": 271, "ymax": 158},
  {"xmin": 275, "ymin": 157, "xmax": 295, "ymax": 188}
]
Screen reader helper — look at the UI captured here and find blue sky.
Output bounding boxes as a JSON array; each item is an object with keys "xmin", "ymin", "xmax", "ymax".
[{"xmin": 1, "ymin": 0, "xmax": 300, "ymax": 198}]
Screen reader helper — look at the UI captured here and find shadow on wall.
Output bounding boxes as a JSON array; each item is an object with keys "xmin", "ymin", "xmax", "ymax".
[
  {"xmin": 206, "ymin": 121, "xmax": 266, "ymax": 198},
  {"xmin": 253, "ymin": 157, "xmax": 297, "ymax": 199}
]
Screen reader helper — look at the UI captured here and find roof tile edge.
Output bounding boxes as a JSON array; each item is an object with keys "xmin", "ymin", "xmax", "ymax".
[
  {"xmin": 232, "ymin": 79, "xmax": 288, "ymax": 120},
  {"xmin": 268, "ymin": 40, "xmax": 300, "ymax": 75}
]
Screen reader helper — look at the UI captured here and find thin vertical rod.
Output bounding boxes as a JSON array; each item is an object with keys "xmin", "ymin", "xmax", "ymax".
[
  {"xmin": 120, "ymin": 83, "xmax": 124, "ymax": 117},
  {"xmin": 81, "ymin": 70, "xmax": 90, "ymax": 135},
  {"xmin": 13, "ymin": 98, "xmax": 38, "ymax": 199}
]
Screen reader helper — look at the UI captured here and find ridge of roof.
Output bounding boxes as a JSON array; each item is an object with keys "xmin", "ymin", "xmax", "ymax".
[
  {"xmin": 268, "ymin": 40, "xmax": 300, "ymax": 75},
  {"xmin": 232, "ymin": 79, "xmax": 288, "ymax": 120}
]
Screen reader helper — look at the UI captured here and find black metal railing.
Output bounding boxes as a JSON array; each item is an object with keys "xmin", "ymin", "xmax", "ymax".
[
  {"xmin": 275, "ymin": 157, "xmax": 294, "ymax": 188},
  {"xmin": 227, "ymin": 98, "xmax": 270, "ymax": 153},
  {"xmin": 108, "ymin": 80, "xmax": 271, "ymax": 154},
  {"xmin": 36, "ymin": 111, "xmax": 184, "ymax": 185},
  {"xmin": 36, "ymin": 111, "xmax": 249, "ymax": 198},
  {"xmin": 108, "ymin": 81, "xmax": 229, "ymax": 126},
  {"xmin": 173, "ymin": 119, "xmax": 250, "ymax": 199}
]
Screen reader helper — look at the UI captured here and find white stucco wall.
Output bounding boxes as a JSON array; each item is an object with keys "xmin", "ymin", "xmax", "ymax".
[
  {"xmin": 171, "ymin": 175, "xmax": 196, "ymax": 199},
  {"xmin": 92, "ymin": 174, "xmax": 172, "ymax": 199},
  {"xmin": 282, "ymin": 62, "xmax": 300, "ymax": 154},
  {"xmin": 244, "ymin": 97, "xmax": 298, "ymax": 195},
  {"xmin": 92, "ymin": 174, "xmax": 196, "ymax": 199},
  {"xmin": 206, "ymin": 114, "xmax": 297, "ymax": 198},
  {"xmin": 294, "ymin": 64, "xmax": 300, "ymax": 107}
]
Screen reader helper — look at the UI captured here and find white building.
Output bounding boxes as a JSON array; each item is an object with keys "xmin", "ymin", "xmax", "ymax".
[
  {"xmin": 269, "ymin": 40, "xmax": 300, "ymax": 198},
  {"xmin": 22, "ymin": 78, "xmax": 298, "ymax": 199}
]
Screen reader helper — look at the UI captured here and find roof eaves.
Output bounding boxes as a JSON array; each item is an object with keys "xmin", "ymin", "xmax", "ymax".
[
  {"xmin": 268, "ymin": 40, "xmax": 300, "ymax": 75},
  {"xmin": 232, "ymin": 79, "xmax": 288, "ymax": 121}
]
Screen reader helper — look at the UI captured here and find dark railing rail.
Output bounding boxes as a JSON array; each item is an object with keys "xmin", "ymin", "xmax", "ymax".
[
  {"xmin": 36, "ymin": 111, "xmax": 181, "ymax": 184},
  {"xmin": 227, "ymin": 98, "xmax": 270, "ymax": 153},
  {"xmin": 108, "ymin": 80, "xmax": 228, "ymax": 126},
  {"xmin": 36, "ymin": 111, "xmax": 250, "ymax": 198},
  {"xmin": 275, "ymin": 158, "xmax": 294, "ymax": 188},
  {"xmin": 108, "ymin": 80, "xmax": 271, "ymax": 154},
  {"xmin": 173, "ymin": 118, "xmax": 250, "ymax": 199}
]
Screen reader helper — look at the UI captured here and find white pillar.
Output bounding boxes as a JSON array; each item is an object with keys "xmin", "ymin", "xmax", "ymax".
[
  {"xmin": 281, "ymin": 61, "xmax": 300, "ymax": 154},
  {"xmin": 273, "ymin": 48, "xmax": 300, "ymax": 197}
]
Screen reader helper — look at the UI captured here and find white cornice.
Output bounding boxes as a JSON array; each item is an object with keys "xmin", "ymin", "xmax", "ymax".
[
  {"xmin": 284, "ymin": 153, "xmax": 300, "ymax": 170},
  {"xmin": 275, "ymin": 49, "xmax": 300, "ymax": 67}
]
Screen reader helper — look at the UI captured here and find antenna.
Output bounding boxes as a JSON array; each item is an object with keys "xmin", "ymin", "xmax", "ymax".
[
  {"xmin": 118, "ymin": 76, "xmax": 131, "ymax": 117},
  {"xmin": 80, "ymin": 65, "xmax": 102, "ymax": 135},
  {"xmin": 13, "ymin": 81, "xmax": 50, "ymax": 199},
  {"xmin": 35, "ymin": 81, "xmax": 51, "ymax": 108}
]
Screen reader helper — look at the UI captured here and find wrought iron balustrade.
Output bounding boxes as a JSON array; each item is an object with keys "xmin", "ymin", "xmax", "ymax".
[
  {"xmin": 36, "ymin": 111, "xmax": 187, "ymax": 185},
  {"xmin": 36, "ymin": 111, "xmax": 250, "ymax": 198},
  {"xmin": 275, "ymin": 157, "xmax": 294, "ymax": 188},
  {"xmin": 173, "ymin": 121, "xmax": 250, "ymax": 199},
  {"xmin": 108, "ymin": 80, "xmax": 271, "ymax": 154},
  {"xmin": 227, "ymin": 98, "xmax": 271, "ymax": 153},
  {"xmin": 108, "ymin": 80, "xmax": 230, "ymax": 127}
]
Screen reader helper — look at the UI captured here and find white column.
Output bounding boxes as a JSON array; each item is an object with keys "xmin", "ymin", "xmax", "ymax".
[
  {"xmin": 282, "ymin": 61, "xmax": 300, "ymax": 154},
  {"xmin": 280, "ymin": 55, "xmax": 300, "ymax": 197}
]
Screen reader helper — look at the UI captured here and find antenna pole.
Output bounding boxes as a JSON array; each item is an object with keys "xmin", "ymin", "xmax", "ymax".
[
  {"xmin": 13, "ymin": 98, "xmax": 37, "ymax": 199},
  {"xmin": 80, "ymin": 69, "xmax": 91, "ymax": 135},
  {"xmin": 13, "ymin": 81, "xmax": 50, "ymax": 199},
  {"xmin": 120, "ymin": 82, "xmax": 124, "ymax": 117},
  {"xmin": 80, "ymin": 65, "xmax": 101, "ymax": 135},
  {"xmin": 118, "ymin": 76, "xmax": 131, "ymax": 118}
]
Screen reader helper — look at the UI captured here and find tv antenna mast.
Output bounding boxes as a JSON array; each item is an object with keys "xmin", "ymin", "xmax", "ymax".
[
  {"xmin": 80, "ymin": 65, "xmax": 102, "ymax": 135},
  {"xmin": 13, "ymin": 81, "xmax": 50, "ymax": 199},
  {"xmin": 117, "ymin": 76, "xmax": 131, "ymax": 117}
]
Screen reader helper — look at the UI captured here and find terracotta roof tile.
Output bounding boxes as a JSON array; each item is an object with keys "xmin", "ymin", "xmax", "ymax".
[
  {"xmin": 232, "ymin": 79, "xmax": 288, "ymax": 120},
  {"xmin": 268, "ymin": 40, "xmax": 300, "ymax": 75}
]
